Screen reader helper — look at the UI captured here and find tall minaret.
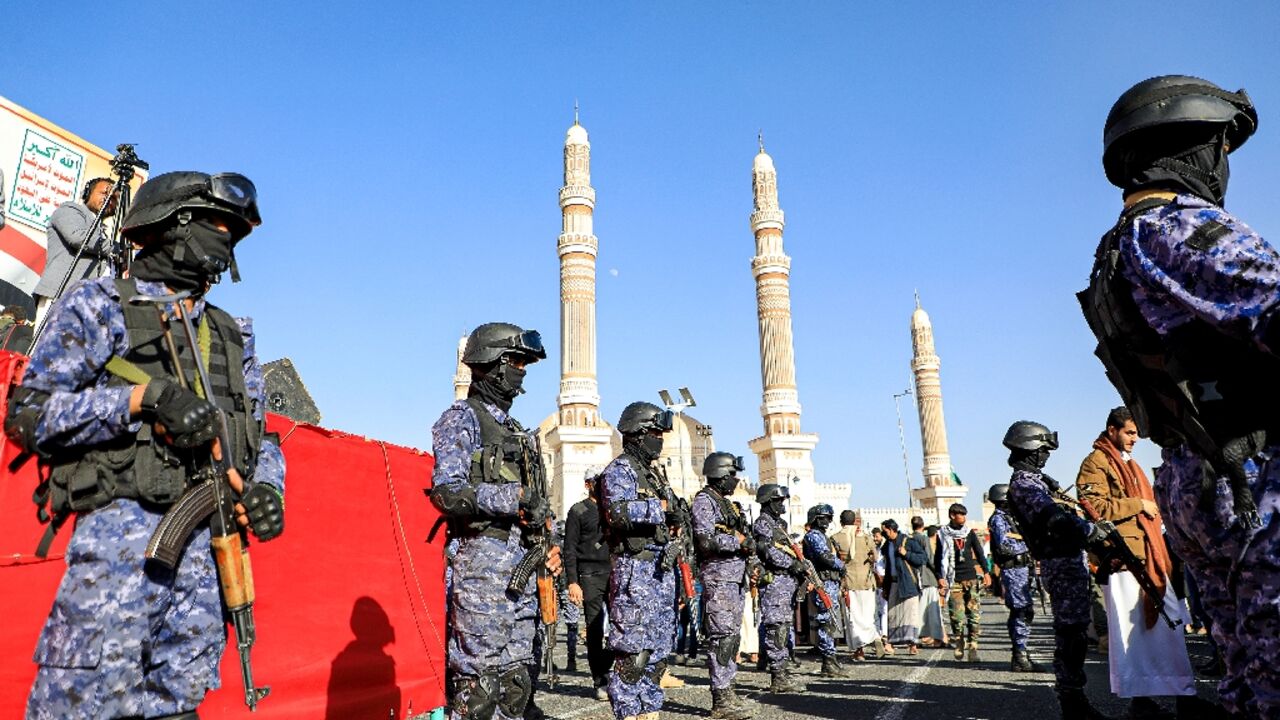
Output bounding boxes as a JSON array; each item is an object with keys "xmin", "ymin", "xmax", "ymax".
[
  {"xmin": 909, "ymin": 294, "xmax": 966, "ymax": 513},
  {"xmin": 453, "ymin": 334, "xmax": 471, "ymax": 401},
  {"xmin": 747, "ymin": 137, "xmax": 820, "ymax": 521},
  {"xmin": 541, "ymin": 108, "xmax": 615, "ymax": 518}
]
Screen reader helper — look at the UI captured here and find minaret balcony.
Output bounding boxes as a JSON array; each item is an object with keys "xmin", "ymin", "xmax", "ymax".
[
  {"xmin": 750, "ymin": 209, "xmax": 785, "ymax": 232},
  {"xmin": 559, "ymin": 185, "xmax": 596, "ymax": 209}
]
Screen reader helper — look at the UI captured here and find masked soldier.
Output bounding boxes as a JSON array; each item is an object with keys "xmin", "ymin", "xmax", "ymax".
[
  {"xmin": 986, "ymin": 483, "xmax": 1042, "ymax": 673},
  {"xmin": 1003, "ymin": 422, "xmax": 1114, "ymax": 719},
  {"xmin": 802, "ymin": 504, "xmax": 851, "ymax": 678},
  {"xmin": 599, "ymin": 401, "xmax": 678, "ymax": 720},
  {"xmin": 1081, "ymin": 74, "xmax": 1279, "ymax": 719},
  {"xmin": 7, "ymin": 171, "xmax": 285, "ymax": 720},
  {"xmin": 428, "ymin": 323, "xmax": 560, "ymax": 720},
  {"xmin": 751, "ymin": 484, "xmax": 806, "ymax": 694},
  {"xmin": 691, "ymin": 452, "xmax": 755, "ymax": 719}
]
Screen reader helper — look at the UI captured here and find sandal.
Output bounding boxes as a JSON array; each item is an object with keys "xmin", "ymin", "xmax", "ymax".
[{"xmin": 909, "ymin": 644, "xmax": 919, "ymax": 655}]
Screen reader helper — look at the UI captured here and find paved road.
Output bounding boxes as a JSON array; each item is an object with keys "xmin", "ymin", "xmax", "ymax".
[{"xmin": 532, "ymin": 598, "xmax": 1221, "ymax": 719}]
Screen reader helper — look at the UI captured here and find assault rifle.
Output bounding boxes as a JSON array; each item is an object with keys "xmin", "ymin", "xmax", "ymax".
[
  {"xmin": 507, "ymin": 438, "xmax": 558, "ymax": 688},
  {"xmin": 662, "ymin": 494, "xmax": 698, "ymax": 602},
  {"xmin": 134, "ymin": 291, "xmax": 269, "ymax": 711},
  {"xmin": 773, "ymin": 531, "xmax": 834, "ymax": 610},
  {"xmin": 1052, "ymin": 488, "xmax": 1178, "ymax": 629}
]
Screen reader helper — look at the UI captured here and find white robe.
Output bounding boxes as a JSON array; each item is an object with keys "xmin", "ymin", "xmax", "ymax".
[
  {"xmin": 740, "ymin": 591, "xmax": 759, "ymax": 654},
  {"xmin": 1104, "ymin": 570, "xmax": 1195, "ymax": 698},
  {"xmin": 844, "ymin": 589, "xmax": 879, "ymax": 649}
]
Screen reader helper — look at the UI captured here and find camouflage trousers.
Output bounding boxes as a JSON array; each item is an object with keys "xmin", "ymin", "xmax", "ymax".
[
  {"xmin": 607, "ymin": 553, "xmax": 676, "ymax": 720},
  {"xmin": 947, "ymin": 578, "xmax": 983, "ymax": 642},
  {"xmin": 810, "ymin": 579, "xmax": 841, "ymax": 658},
  {"xmin": 702, "ymin": 578, "xmax": 744, "ymax": 690},
  {"xmin": 447, "ymin": 534, "xmax": 536, "ymax": 720},
  {"xmin": 758, "ymin": 571, "xmax": 799, "ymax": 673},
  {"xmin": 26, "ymin": 500, "xmax": 223, "ymax": 720},
  {"xmin": 1000, "ymin": 566, "xmax": 1034, "ymax": 651},
  {"xmin": 1042, "ymin": 553, "xmax": 1092, "ymax": 691},
  {"xmin": 1156, "ymin": 446, "xmax": 1280, "ymax": 719}
]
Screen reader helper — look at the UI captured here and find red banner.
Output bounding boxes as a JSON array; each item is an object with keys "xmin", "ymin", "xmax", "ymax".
[{"xmin": 0, "ymin": 392, "xmax": 447, "ymax": 718}]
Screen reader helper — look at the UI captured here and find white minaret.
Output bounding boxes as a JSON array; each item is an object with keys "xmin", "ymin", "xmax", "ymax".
[
  {"xmin": 746, "ymin": 137, "xmax": 827, "ymax": 524},
  {"xmin": 453, "ymin": 334, "xmax": 471, "ymax": 401},
  {"xmin": 909, "ymin": 294, "xmax": 967, "ymax": 512},
  {"xmin": 541, "ymin": 108, "xmax": 616, "ymax": 518}
]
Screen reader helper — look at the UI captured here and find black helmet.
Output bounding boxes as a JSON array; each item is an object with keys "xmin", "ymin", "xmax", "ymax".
[
  {"xmin": 617, "ymin": 402, "xmax": 674, "ymax": 436},
  {"xmin": 703, "ymin": 452, "xmax": 745, "ymax": 480},
  {"xmin": 462, "ymin": 323, "xmax": 546, "ymax": 368},
  {"xmin": 807, "ymin": 504, "xmax": 834, "ymax": 525},
  {"xmin": 122, "ymin": 171, "xmax": 261, "ymax": 241},
  {"xmin": 987, "ymin": 483, "xmax": 1009, "ymax": 504},
  {"xmin": 756, "ymin": 483, "xmax": 789, "ymax": 504},
  {"xmin": 1002, "ymin": 421, "xmax": 1059, "ymax": 452},
  {"xmin": 1103, "ymin": 75, "xmax": 1257, "ymax": 186}
]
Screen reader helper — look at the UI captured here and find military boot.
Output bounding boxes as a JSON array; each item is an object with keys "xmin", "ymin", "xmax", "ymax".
[
  {"xmin": 710, "ymin": 688, "xmax": 754, "ymax": 720},
  {"xmin": 819, "ymin": 656, "xmax": 852, "ymax": 678},
  {"xmin": 768, "ymin": 669, "xmax": 805, "ymax": 694},
  {"xmin": 1010, "ymin": 649, "xmax": 1044, "ymax": 673},
  {"xmin": 1056, "ymin": 689, "xmax": 1115, "ymax": 720},
  {"xmin": 724, "ymin": 686, "xmax": 755, "ymax": 713},
  {"xmin": 953, "ymin": 640, "xmax": 965, "ymax": 660},
  {"xmin": 966, "ymin": 639, "xmax": 979, "ymax": 662}
]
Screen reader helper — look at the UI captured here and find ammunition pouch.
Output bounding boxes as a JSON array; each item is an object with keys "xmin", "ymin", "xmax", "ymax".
[{"xmin": 439, "ymin": 397, "xmax": 538, "ymax": 541}]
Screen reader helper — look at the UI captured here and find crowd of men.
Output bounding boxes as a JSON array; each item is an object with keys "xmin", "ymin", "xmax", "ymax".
[{"xmin": 3, "ymin": 74, "xmax": 1276, "ymax": 720}]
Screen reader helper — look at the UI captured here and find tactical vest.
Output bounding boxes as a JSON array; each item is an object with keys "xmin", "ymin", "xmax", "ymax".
[
  {"xmin": 43, "ymin": 279, "xmax": 262, "ymax": 514},
  {"xmin": 1078, "ymin": 199, "xmax": 1280, "ymax": 457},
  {"xmin": 989, "ymin": 510, "xmax": 1031, "ymax": 568},
  {"xmin": 605, "ymin": 453, "xmax": 670, "ymax": 556},
  {"xmin": 694, "ymin": 486, "xmax": 743, "ymax": 561},
  {"xmin": 459, "ymin": 396, "xmax": 539, "ymax": 539}
]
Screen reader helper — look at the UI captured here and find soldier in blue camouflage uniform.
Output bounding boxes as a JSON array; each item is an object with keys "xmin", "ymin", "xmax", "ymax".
[
  {"xmin": 5, "ymin": 172, "xmax": 286, "ymax": 720},
  {"xmin": 751, "ymin": 484, "xmax": 806, "ymax": 694},
  {"xmin": 599, "ymin": 401, "xmax": 679, "ymax": 720},
  {"xmin": 986, "ymin": 483, "xmax": 1042, "ymax": 673},
  {"xmin": 1081, "ymin": 75, "xmax": 1279, "ymax": 719},
  {"xmin": 691, "ymin": 452, "xmax": 755, "ymax": 720},
  {"xmin": 428, "ymin": 323, "xmax": 561, "ymax": 720},
  {"xmin": 1003, "ymin": 422, "xmax": 1113, "ymax": 719},
  {"xmin": 802, "ymin": 504, "xmax": 851, "ymax": 678}
]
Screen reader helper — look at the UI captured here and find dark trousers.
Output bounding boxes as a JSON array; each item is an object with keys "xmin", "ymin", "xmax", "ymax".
[{"xmin": 580, "ymin": 571, "xmax": 610, "ymax": 686}]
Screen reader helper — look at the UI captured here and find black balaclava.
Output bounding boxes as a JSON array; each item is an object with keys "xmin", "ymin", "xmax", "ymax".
[
  {"xmin": 812, "ymin": 515, "xmax": 831, "ymax": 532},
  {"xmin": 624, "ymin": 433, "xmax": 663, "ymax": 464},
  {"xmin": 468, "ymin": 359, "xmax": 525, "ymax": 414},
  {"xmin": 1115, "ymin": 123, "xmax": 1231, "ymax": 206},
  {"xmin": 132, "ymin": 218, "xmax": 235, "ymax": 293},
  {"xmin": 1009, "ymin": 447, "xmax": 1052, "ymax": 475},
  {"xmin": 764, "ymin": 498, "xmax": 787, "ymax": 519},
  {"xmin": 711, "ymin": 474, "xmax": 739, "ymax": 496}
]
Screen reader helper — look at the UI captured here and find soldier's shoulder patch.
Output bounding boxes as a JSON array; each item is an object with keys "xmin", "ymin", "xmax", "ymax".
[{"xmin": 1186, "ymin": 220, "xmax": 1233, "ymax": 252}]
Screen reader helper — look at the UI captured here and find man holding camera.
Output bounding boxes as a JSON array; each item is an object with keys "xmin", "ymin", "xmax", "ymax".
[{"xmin": 32, "ymin": 177, "xmax": 119, "ymax": 326}]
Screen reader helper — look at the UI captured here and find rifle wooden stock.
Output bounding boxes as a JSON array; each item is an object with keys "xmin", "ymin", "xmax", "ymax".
[
  {"xmin": 782, "ymin": 539, "xmax": 835, "ymax": 610},
  {"xmin": 678, "ymin": 558, "xmax": 696, "ymax": 600}
]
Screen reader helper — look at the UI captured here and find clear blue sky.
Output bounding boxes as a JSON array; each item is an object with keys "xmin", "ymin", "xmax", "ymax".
[{"xmin": 8, "ymin": 3, "xmax": 1280, "ymax": 512}]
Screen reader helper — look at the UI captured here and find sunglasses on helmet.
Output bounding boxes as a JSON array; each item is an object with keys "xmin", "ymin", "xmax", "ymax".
[
  {"xmin": 206, "ymin": 173, "xmax": 261, "ymax": 226},
  {"xmin": 498, "ymin": 330, "xmax": 547, "ymax": 361}
]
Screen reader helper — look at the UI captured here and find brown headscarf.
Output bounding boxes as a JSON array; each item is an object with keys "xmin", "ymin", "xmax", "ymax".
[{"xmin": 1093, "ymin": 433, "xmax": 1172, "ymax": 629}]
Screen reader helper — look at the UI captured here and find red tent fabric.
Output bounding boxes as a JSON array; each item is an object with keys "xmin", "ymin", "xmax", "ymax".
[{"xmin": 0, "ymin": 366, "xmax": 448, "ymax": 718}]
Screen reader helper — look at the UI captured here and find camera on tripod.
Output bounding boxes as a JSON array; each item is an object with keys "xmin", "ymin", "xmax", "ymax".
[{"xmin": 110, "ymin": 143, "xmax": 149, "ymax": 180}]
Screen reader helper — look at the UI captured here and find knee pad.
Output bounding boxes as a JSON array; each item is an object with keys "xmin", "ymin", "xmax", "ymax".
[
  {"xmin": 451, "ymin": 672, "xmax": 499, "ymax": 718},
  {"xmin": 768, "ymin": 623, "xmax": 790, "ymax": 650},
  {"xmin": 615, "ymin": 650, "xmax": 652, "ymax": 684},
  {"xmin": 712, "ymin": 635, "xmax": 739, "ymax": 666},
  {"xmin": 497, "ymin": 665, "xmax": 532, "ymax": 717}
]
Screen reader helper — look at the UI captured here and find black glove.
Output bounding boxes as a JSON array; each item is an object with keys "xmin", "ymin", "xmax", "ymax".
[
  {"xmin": 241, "ymin": 482, "xmax": 285, "ymax": 541},
  {"xmin": 141, "ymin": 378, "xmax": 218, "ymax": 448},
  {"xmin": 520, "ymin": 489, "xmax": 550, "ymax": 525},
  {"xmin": 1086, "ymin": 519, "xmax": 1116, "ymax": 550},
  {"xmin": 739, "ymin": 533, "xmax": 757, "ymax": 556},
  {"xmin": 789, "ymin": 558, "xmax": 809, "ymax": 577},
  {"xmin": 665, "ymin": 505, "xmax": 689, "ymax": 528}
]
